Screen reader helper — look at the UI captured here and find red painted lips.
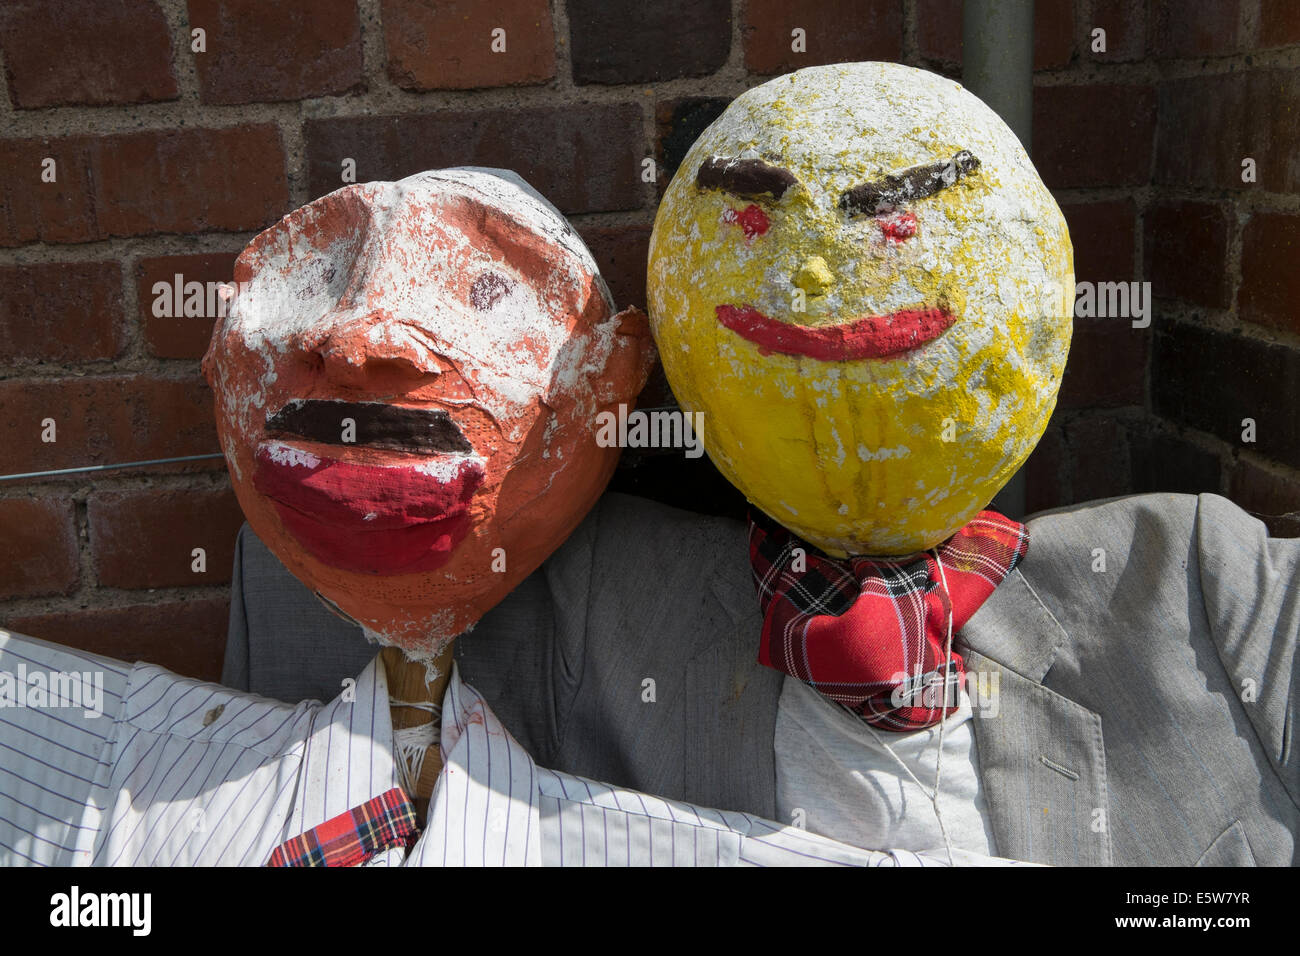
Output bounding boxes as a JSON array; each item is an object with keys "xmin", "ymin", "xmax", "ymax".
[
  {"xmin": 253, "ymin": 443, "xmax": 483, "ymax": 575},
  {"xmin": 715, "ymin": 304, "xmax": 955, "ymax": 361}
]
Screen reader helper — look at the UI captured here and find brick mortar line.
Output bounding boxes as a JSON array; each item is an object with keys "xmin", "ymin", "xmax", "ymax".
[
  {"xmin": 0, "ymin": 585, "xmax": 234, "ymax": 624},
  {"xmin": 1076, "ymin": 0, "xmax": 1094, "ymax": 69},
  {"xmin": 157, "ymin": 0, "xmax": 201, "ymax": 104},
  {"xmin": 279, "ymin": 106, "xmax": 310, "ymax": 212},
  {"xmin": 1120, "ymin": 414, "xmax": 1235, "ymax": 499},
  {"xmin": 0, "ymin": 231, "xmax": 254, "ymax": 266},
  {"xmin": 357, "ymin": 0, "xmax": 391, "ymax": 96},
  {"xmin": 0, "ymin": 359, "xmax": 212, "ymax": 380},
  {"xmin": 1236, "ymin": 447, "xmax": 1300, "ymax": 487},
  {"xmin": 0, "ymin": 42, "xmax": 12, "ymax": 111},
  {"xmin": 0, "ymin": 78, "xmax": 713, "ymax": 140},
  {"xmin": 901, "ymin": 0, "xmax": 920, "ymax": 64},
  {"xmin": 1139, "ymin": 414, "xmax": 1261, "ymax": 483},
  {"xmin": 1133, "ymin": 187, "xmax": 1300, "ymax": 212},
  {"xmin": 1147, "ymin": 302, "xmax": 1300, "ymax": 351},
  {"xmin": 553, "ymin": 0, "xmax": 575, "ymax": 93},
  {"xmin": 1242, "ymin": 0, "xmax": 1263, "ymax": 48},
  {"xmin": 72, "ymin": 496, "xmax": 95, "ymax": 610},
  {"xmin": 726, "ymin": 0, "xmax": 750, "ymax": 78},
  {"xmin": 0, "ymin": 468, "xmax": 231, "ymax": 500},
  {"xmin": 0, "ymin": 24, "xmax": 1292, "ymax": 141},
  {"xmin": 1031, "ymin": 42, "xmax": 1300, "ymax": 86}
]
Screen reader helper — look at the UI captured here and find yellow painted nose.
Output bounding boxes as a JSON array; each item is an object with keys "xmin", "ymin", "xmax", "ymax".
[{"xmin": 793, "ymin": 256, "xmax": 834, "ymax": 295}]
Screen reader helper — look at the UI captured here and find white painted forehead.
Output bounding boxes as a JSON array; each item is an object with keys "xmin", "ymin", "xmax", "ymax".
[
  {"xmin": 397, "ymin": 167, "xmax": 613, "ymax": 310},
  {"xmin": 696, "ymin": 62, "xmax": 1029, "ymax": 188}
]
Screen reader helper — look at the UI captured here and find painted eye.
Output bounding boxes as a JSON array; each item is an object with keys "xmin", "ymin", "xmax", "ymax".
[
  {"xmin": 469, "ymin": 271, "xmax": 513, "ymax": 311},
  {"xmin": 877, "ymin": 211, "xmax": 917, "ymax": 242},
  {"xmin": 721, "ymin": 203, "xmax": 771, "ymax": 239}
]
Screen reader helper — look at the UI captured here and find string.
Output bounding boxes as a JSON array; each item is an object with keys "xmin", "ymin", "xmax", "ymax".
[{"xmin": 389, "ymin": 698, "xmax": 442, "ymax": 796}]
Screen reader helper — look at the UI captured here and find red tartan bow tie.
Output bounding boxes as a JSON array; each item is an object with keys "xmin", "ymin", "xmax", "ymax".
[{"xmin": 748, "ymin": 509, "xmax": 1029, "ymax": 731}]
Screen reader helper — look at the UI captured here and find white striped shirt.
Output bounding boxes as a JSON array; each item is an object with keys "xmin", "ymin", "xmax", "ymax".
[{"xmin": 0, "ymin": 630, "xmax": 1032, "ymax": 866}]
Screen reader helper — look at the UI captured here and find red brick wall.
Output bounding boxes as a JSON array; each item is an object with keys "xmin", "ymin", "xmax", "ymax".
[{"xmin": 1, "ymin": 0, "xmax": 1297, "ymax": 680}]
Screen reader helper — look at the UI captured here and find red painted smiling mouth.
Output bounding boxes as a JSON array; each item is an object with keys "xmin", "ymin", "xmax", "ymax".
[
  {"xmin": 253, "ymin": 442, "xmax": 484, "ymax": 576},
  {"xmin": 715, "ymin": 304, "xmax": 955, "ymax": 361}
]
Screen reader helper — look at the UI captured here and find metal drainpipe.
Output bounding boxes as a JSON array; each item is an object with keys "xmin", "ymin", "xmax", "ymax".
[{"xmin": 964, "ymin": 0, "xmax": 1035, "ymax": 519}]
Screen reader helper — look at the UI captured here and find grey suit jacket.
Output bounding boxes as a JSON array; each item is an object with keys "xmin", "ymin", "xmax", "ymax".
[{"xmin": 224, "ymin": 491, "xmax": 1300, "ymax": 866}]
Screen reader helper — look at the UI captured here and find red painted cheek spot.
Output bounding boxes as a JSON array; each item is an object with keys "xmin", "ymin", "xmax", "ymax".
[
  {"xmin": 879, "ymin": 211, "xmax": 918, "ymax": 242},
  {"xmin": 722, "ymin": 203, "xmax": 771, "ymax": 239}
]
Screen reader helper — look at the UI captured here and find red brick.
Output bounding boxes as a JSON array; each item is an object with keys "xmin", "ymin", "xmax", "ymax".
[
  {"xmin": 1229, "ymin": 458, "xmax": 1300, "ymax": 537},
  {"xmin": 0, "ymin": 137, "xmax": 98, "ymax": 246},
  {"xmin": 0, "ymin": 497, "xmax": 79, "ymax": 600},
  {"xmin": 1156, "ymin": 70, "xmax": 1300, "ymax": 193},
  {"xmin": 90, "ymin": 487, "xmax": 244, "ymax": 589},
  {"xmin": 916, "ymin": 0, "xmax": 1073, "ymax": 69},
  {"xmin": 383, "ymin": 0, "xmax": 554, "ymax": 90},
  {"xmin": 1024, "ymin": 421, "xmax": 1066, "ymax": 514},
  {"xmin": 1033, "ymin": 84, "xmax": 1155, "ymax": 188},
  {"xmin": 93, "ymin": 125, "xmax": 289, "ymax": 236},
  {"xmin": 0, "ymin": 127, "xmax": 288, "ymax": 245},
  {"xmin": 916, "ymin": 0, "xmax": 961, "ymax": 61},
  {"xmin": 1059, "ymin": 200, "xmax": 1136, "ymax": 285},
  {"xmin": 1143, "ymin": 201, "xmax": 1230, "ymax": 308},
  {"xmin": 1033, "ymin": 0, "xmax": 1075, "ymax": 69},
  {"xmin": 0, "ymin": 374, "xmax": 220, "ymax": 476},
  {"xmin": 305, "ymin": 106, "xmax": 644, "ymax": 214},
  {"xmin": 656, "ymin": 97, "xmax": 732, "ymax": 190},
  {"xmin": 1152, "ymin": 323, "xmax": 1300, "ymax": 471},
  {"xmin": 1066, "ymin": 414, "xmax": 1129, "ymax": 502},
  {"xmin": 1150, "ymin": 0, "xmax": 1242, "ymax": 57},
  {"xmin": 1259, "ymin": 0, "xmax": 1300, "ymax": 47},
  {"xmin": 577, "ymin": 224, "xmax": 651, "ymax": 312},
  {"xmin": 568, "ymin": 0, "xmax": 730, "ymax": 84},
  {"xmin": 136, "ymin": 252, "xmax": 240, "ymax": 359},
  {"xmin": 1127, "ymin": 427, "xmax": 1221, "ymax": 495},
  {"xmin": 1059, "ymin": 317, "xmax": 1147, "ymax": 409},
  {"xmin": 0, "ymin": 0, "xmax": 178, "ymax": 108},
  {"xmin": 1087, "ymin": 0, "xmax": 1145, "ymax": 61},
  {"xmin": 1239, "ymin": 212, "xmax": 1300, "ymax": 336},
  {"xmin": 5, "ymin": 598, "xmax": 231, "ymax": 680},
  {"xmin": 0, "ymin": 261, "xmax": 124, "ymax": 363},
  {"xmin": 188, "ymin": 0, "xmax": 363, "ymax": 104},
  {"xmin": 743, "ymin": 0, "xmax": 903, "ymax": 75}
]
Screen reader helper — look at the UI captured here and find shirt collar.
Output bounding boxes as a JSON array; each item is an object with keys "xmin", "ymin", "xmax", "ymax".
[
  {"xmin": 406, "ymin": 661, "xmax": 542, "ymax": 865},
  {"xmin": 288, "ymin": 655, "xmax": 403, "ymax": 839},
  {"xmin": 293, "ymin": 655, "xmax": 543, "ymax": 865}
]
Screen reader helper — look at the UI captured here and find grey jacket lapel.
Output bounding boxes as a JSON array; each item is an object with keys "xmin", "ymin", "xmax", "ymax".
[{"xmin": 959, "ymin": 569, "xmax": 1112, "ymax": 866}]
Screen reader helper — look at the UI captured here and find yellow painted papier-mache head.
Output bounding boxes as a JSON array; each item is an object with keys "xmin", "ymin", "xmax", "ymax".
[{"xmin": 647, "ymin": 62, "xmax": 1074, "ymax": 556}]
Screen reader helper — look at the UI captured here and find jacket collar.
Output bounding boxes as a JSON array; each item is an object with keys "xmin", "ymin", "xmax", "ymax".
[
  {"xmin": 957, "ymin": 567, "xmax": 1070, "ymax": 681},
  {"xmin": 957, "ymin": 567, "xmax": 1113, "ymax": 866}
]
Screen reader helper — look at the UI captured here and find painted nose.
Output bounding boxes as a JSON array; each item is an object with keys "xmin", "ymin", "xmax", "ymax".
[
  {"xmin": 302, "ymin": 314, "xmax": 441, "ymax": 392},
  {"xmin": 793, "ymin": 256, "xmax": 834, "ymax": 296}
]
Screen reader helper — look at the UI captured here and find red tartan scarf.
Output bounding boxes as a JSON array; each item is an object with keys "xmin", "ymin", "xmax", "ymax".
[
  {"xmin": 749, "ymin": 508, "xmax": 1029, "ymax": 731},
  {"xmin": 266, "ymin": 787, "xmax": 419, "ymax": 867}
]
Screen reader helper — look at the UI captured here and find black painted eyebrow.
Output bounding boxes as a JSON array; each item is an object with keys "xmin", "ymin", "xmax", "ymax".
[
  {"xmin": 839, "ymin": 150, "xmax": 981, "ymax": 216},
  {"xmin": 695, "ymin": 156, "xmax": 797, "ymax": 200}
]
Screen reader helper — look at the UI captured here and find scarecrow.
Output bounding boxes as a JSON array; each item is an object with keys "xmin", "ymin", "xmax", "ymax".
[
  {"xmin": 638, "ymin": 62, "xmax": 1296, "ymax": 864},
  {"xmin": 233, "ymin": 63, "xmax": 1296, "ymax": 866}
]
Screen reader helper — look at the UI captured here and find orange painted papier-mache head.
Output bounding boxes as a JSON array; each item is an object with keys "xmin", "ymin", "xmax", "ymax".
[{"xmin": 202, "ymin": 168, "xmax": 656, "ymax": 658}]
